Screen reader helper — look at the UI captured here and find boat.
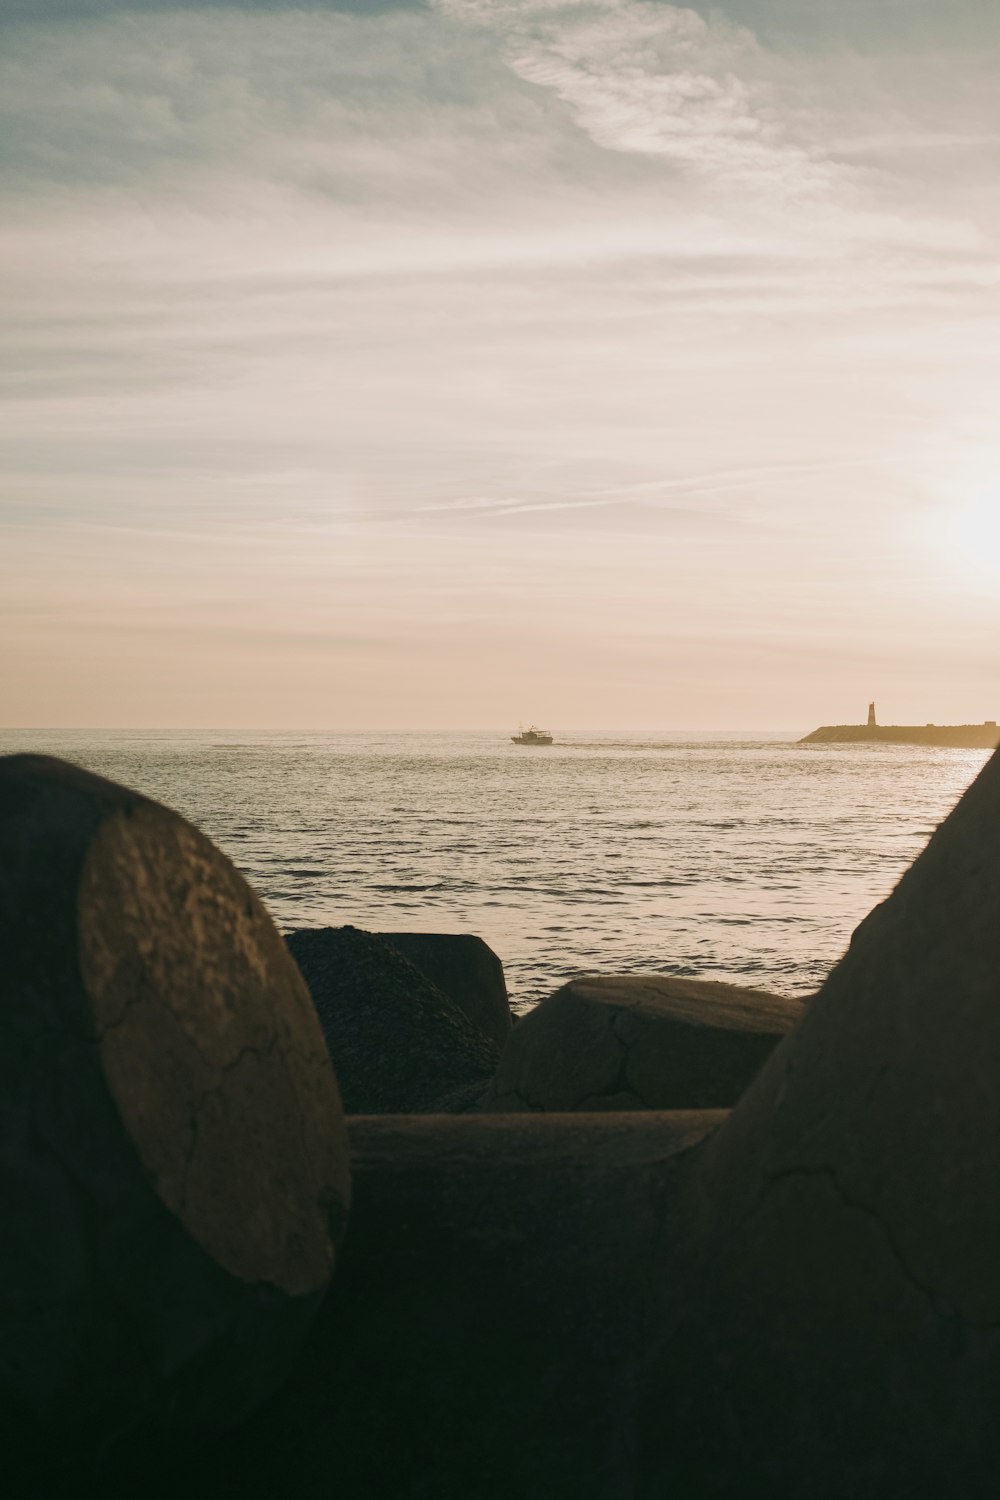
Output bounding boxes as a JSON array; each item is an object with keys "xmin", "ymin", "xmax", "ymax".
[{"xmin": 511, "ymin": 725, "xmax": 554, "ymax": 746}]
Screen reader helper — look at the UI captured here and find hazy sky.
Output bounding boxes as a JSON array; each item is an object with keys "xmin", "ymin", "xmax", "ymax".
[{"xmin": 3, "ymin": 0, "xmax": 999, "ymax": 729}]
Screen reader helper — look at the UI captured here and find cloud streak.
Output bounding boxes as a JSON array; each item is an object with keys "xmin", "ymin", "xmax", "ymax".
[
  {"xmin": 436, "ymin": 0, "xmax": 844, "ymax": 195},
  {"xmin": 2, "ymin": 0, "xmax": 999, "ymax": 727},
  {"xmin": 4, "ymin": 0, "xmax": 423, "ymax": 19}
]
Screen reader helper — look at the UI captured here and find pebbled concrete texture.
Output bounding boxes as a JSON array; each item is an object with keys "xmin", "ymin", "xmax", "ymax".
[
  {"xmin": 482, "ymin": 974, "xmax": 803, "ymax": 1112},
  {"xmin": 287, "ymin": 926, "xmax": 500, "ymax": 1113},
  {"xmin": 0, "ymin": 754, "xmax": 350, "ymax": 1477},
  {"xmin": 643, "ymin": 743, "xmax": 1000, "ymax": 1497}
]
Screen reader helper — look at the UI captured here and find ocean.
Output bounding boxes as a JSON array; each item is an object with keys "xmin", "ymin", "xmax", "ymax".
[{"xmin": 2, "ymin": 728, "xmax": 989, "ymax": 1012}]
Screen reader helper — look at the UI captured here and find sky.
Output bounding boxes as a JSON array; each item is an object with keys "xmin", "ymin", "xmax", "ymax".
[{"xmin": 3, "ymin": 0, "xmax": 999, "ymax": 730}]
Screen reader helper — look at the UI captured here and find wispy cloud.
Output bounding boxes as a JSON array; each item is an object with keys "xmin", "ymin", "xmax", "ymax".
[
  {"xmin": 2, "ymin": 0, "xmax": 999, "ymax": 726},
  {"xmin": 435, "ymin": 0, "xmax": 844, "ymax": 195},
  {"xmin": 3, "ymin": 0, "xmax": 424, "ymax": 18}
]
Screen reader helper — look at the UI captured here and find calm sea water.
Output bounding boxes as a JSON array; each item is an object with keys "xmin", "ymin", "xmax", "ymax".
[{"xmin": 1, "ymin": 729, "xmax": 990, "ymax": 1011}]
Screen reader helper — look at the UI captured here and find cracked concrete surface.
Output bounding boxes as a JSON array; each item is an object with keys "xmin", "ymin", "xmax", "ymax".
[
  {"xmin": 80, "ymin": 800, "xmax": 348, "ymax": 1293},
  {"xmin": 185, "ymin": 1112, "xmax": 728, "ymax": 1500},
  {"xmin": 0, "ymin": 754, "xmax": 351, "ymax": 1469},
  {"xmin": 640, "ymin": 742, "xmax": 1000, "ymax": 1495},
  {"xmin": 139, "ymin": 742, "xmax": 1000, "ymax": 1497},
  {"xmin": 483, "ymin": 974, "xmax": 803, "ymax": 1112},
  {"xmin": 9, "ymin": 738, "xmax": 1000, "ymax": 1498}
]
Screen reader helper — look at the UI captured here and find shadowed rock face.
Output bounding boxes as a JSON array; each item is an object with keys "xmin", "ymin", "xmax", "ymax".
[
  {"xmin": 210, "ymin": 750, "xmax": 1000, "ymax": 1499},
  {"xmin": 483, "ymin": 974, "xmax": 802, "ymax": 1112},
  {"xmin": 191, "ymin": 1112, "xmax": 726, "ymax": 1500},
  {"xmin": 644, "ymin": 744, "xmax": 1000, "ymax": 1497},
  {"xmin": 287, "ymin": 926, "xmax": 501, "ymax": 1113},
  {"xmin": 13, "ymin": 742, "xmax": 1000, "ymax": 1499},
  {"xmin": 0, "ymin": 754, "xmax": 350, "ymax": 1474},
  {"xmin": 376, "ymin": 931, "xmax": 512, "ymax": 1048}
]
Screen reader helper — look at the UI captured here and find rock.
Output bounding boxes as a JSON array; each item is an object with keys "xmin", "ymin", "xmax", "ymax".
[
  {"xmin": 482, "ymin": 974, "xmax": 803, "ymax": 1112},
  {"xmin": 190, "ymin": 1111, "xmax": 727, "ymax": 1500},
  {"xmin": 376, "ymin": 931, "xmax": 512, "ymax": 1048},
  {"xmin": 645, "ymin": 745, "xmax": 1000, "ymax": 1496},
  {"xmin": 0, "ymin": 755, "xmax": 350, "ymax": 1478},
  {"xmin": 287, "ymin": 926, "xmax": 501, "ymax": 1113}
]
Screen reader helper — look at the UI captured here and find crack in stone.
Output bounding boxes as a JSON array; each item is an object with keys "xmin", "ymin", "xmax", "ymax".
[
  {"xmin": 572, "ymin": 1019, "xmax": 633, "ymax": 1111},
  {"xmin": 97, "ymin": 986, "xmax": 328, "ymax": 1080},
  {"xmin": 758, "ymin": 1162, "xmax": 1000, "ymax": 1334},
  {"xmin": 175, "ymin": 1035, "xmax": 283, "ymax": 1212},
  {"xmin": 492, "ymin": 1005, "xmax": 662, "ymax": 1112},
  {"xmin": 92, "ymin": 985, "xmax": 148, "ymax": 1039},
  {"xmin": 610, "ymin": 1008, "xmax": 656, "ymax": 1109}
]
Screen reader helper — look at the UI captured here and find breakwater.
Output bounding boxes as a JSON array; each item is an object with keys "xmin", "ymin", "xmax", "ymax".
[
  {"xmin": 8, "ymin": 746, "xmax": 1000, "ymax": 1496},
  {"xmin": 801, "ymin": 721, "xmax": 1000, "ymax": 749}
]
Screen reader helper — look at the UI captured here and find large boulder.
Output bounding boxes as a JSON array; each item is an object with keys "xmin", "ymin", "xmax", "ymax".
[
  {"xmin": 287, "ymin": 926, "xmax": 501, "ymax": 1113},
  {"xmin": 190, "ymin": 1111, "xmax": 727, "ymax": 1500},
  {"xmin": 192, "ymin": 749, "xmax": 1000, "ymax": 1498},
  {"xmin": 645, "ymin": 745, "xmax": 1000, "ymax": 1496},
  {"xmin": 483, "ymin": 974, "xmax": 802, "ymax": 1112},
  {"xmin": 0, "ymin": 755, "xmax": 350, "ymax": 1479},
  {"xmin": 376, "ymin": 931, "xmax": 512, "ymax": 1048}
]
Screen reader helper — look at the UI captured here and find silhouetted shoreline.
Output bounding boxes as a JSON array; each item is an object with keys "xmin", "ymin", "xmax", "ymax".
[{"xmin": 801, "ymin": 722, "xmax": 1000, "ymax": 749}]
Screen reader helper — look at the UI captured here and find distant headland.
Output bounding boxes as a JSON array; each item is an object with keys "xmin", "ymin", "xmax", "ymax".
[{"xmin": 801, "ymin": 702, "xmax": 1000, "ymax": 750}]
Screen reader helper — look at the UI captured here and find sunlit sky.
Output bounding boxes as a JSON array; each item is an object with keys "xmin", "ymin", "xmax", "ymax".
[{"xmin": 3, "ymin": 0, "xmax": 999, "ymax": 729}]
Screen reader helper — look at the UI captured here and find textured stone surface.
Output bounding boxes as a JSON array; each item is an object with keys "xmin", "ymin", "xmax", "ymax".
[
  {"xmin": 483, "ymin": 974, "xmax": 802, "ymax": 1112},
  {"xmin": 376, "ymin": 931, "xmax": 512, "ymax": 1048},
  {"xmin": 287, "ymin": 926, "xmax": 500, "ymax": 1113},
  {"xmin": 644, "ymin": 744, "xmax": 1000, "ymax": 1497},
  {"xmin": 17, "ymin": 739, "xmax": 1000, "ymax": 1497},
  {"xmin": 190, "ymin": 1111, "xmax": 725, "ymax": 1500},
  {"xmin": 0, "ymin": 754, "xmax": 350, "ymax": 1474}
]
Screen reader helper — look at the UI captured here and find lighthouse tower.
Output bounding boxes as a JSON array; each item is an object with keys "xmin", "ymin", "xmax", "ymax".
[{"xmin": 867, "ymin": 701, "xmax": 877, "ymax": 728}]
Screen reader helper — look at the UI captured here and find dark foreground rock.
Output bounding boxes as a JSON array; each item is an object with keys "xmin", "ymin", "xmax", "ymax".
[
  {"xmin": 14, "ymin": 744, "xmax": 1000, "ymax": 1499},
  {"xmin": 377, "ymin": 931, "xmax": 512, "ymax": 1047},
  {"xmin": 0, "ymin": 755, "xmax": 350, "ymax": 1482},
  {"xmin": 287, "ymin": 926, "xmax": 501, "ymax": 1112},
  {"xmin": 643, "ymin": 743, "xmax": 1000, "ymax": 1497},
  {"xmin": 200, "ymin": 748, "xmax": 1000, "ymax": 1499},
  {"xmin": 191, "ymin": 1111, "xmax": 725, "ymax": 1500},
  {"xmin": 483, "ymin": 974, "xmax": 802, "ymax": 1112}
]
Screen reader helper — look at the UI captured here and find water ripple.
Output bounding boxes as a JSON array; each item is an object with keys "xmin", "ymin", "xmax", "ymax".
[{"xmin": 4, "ymin": 728, "xmax": 988, "ymax": 1014}]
